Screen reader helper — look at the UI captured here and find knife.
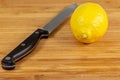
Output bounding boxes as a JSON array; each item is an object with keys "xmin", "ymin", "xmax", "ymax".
[{"xmin": 1, "ymin": 4, "xmax": 77, "ymax": 70}]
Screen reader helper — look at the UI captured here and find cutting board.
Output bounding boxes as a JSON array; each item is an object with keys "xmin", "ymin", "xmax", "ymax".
[{"xmin": 0, "ymin": 0, "xmax": 120, "ymax": 80}]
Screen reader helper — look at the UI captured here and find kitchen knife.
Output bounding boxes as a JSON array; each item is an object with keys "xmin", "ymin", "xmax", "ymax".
[{"xmin": 1, "ymin": 4, "xmax": 77, "ymax": 70}]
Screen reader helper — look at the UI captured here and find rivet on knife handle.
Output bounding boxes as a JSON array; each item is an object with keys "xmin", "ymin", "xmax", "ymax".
[{"xmin": 1, "ymin": 4, "xmax": 78, "ymax": 70}]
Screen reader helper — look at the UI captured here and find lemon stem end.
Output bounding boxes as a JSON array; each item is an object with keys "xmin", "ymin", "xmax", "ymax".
[{"xmin": 81, "ymin": 33, "xmax": 88, "ymax": 39}]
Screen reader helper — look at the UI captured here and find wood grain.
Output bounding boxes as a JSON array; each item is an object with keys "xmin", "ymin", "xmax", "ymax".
[{"xmin": 0, "ymin": 0, "xmax": 120, "ymax": 80}]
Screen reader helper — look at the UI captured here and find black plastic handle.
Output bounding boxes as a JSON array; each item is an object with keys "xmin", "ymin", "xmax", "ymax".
[{"xmin": 1, "ymin": 29, "xmax": 49, "ymax": 70}]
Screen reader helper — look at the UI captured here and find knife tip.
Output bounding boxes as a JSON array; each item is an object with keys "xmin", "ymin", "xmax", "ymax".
[{"xmin": 69, "ymin": 3, "xmax": 78, "ymax": 9}]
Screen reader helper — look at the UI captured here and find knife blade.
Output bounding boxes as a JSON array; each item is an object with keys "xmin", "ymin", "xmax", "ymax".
[{"xmin": 1, "ymin": 4, "xmax": 77, "ymax": 70}]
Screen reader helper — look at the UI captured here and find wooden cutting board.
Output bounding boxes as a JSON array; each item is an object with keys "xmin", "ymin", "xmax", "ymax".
[{"xmin": 0, "ymin": 0, "xmax": 120, "ymax": 80}]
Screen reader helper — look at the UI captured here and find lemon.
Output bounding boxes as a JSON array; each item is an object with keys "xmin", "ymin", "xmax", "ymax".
[{"xmin": 70, "ymin": 2, "xmax": 108, "ymax": 43}]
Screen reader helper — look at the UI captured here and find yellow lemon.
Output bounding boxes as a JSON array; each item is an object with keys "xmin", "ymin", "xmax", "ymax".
[{"xmin": 70, "ymin": 3, "xmax": 108, "ymax": 43}]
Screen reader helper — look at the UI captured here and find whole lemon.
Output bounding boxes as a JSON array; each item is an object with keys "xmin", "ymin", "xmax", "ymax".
[{"xmin": 70, "ymin": 3, "xmax": 108, "ymax": 43}]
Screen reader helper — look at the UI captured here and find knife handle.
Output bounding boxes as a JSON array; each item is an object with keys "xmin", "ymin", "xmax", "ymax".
[{"xmin": 1, "ymin": 29, "xmax": 49, "ymax": 70}]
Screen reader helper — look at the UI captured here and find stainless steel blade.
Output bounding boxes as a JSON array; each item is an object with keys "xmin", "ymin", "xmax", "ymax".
[{"xmin": 42, "ymin": 4, "xmax": 77, "ymax": 34}]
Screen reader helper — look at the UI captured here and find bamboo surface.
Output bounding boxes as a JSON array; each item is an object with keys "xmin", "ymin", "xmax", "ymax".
[{"xmin": 0, "ymin": 0, "xmax": 120, "ymax": 80}]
